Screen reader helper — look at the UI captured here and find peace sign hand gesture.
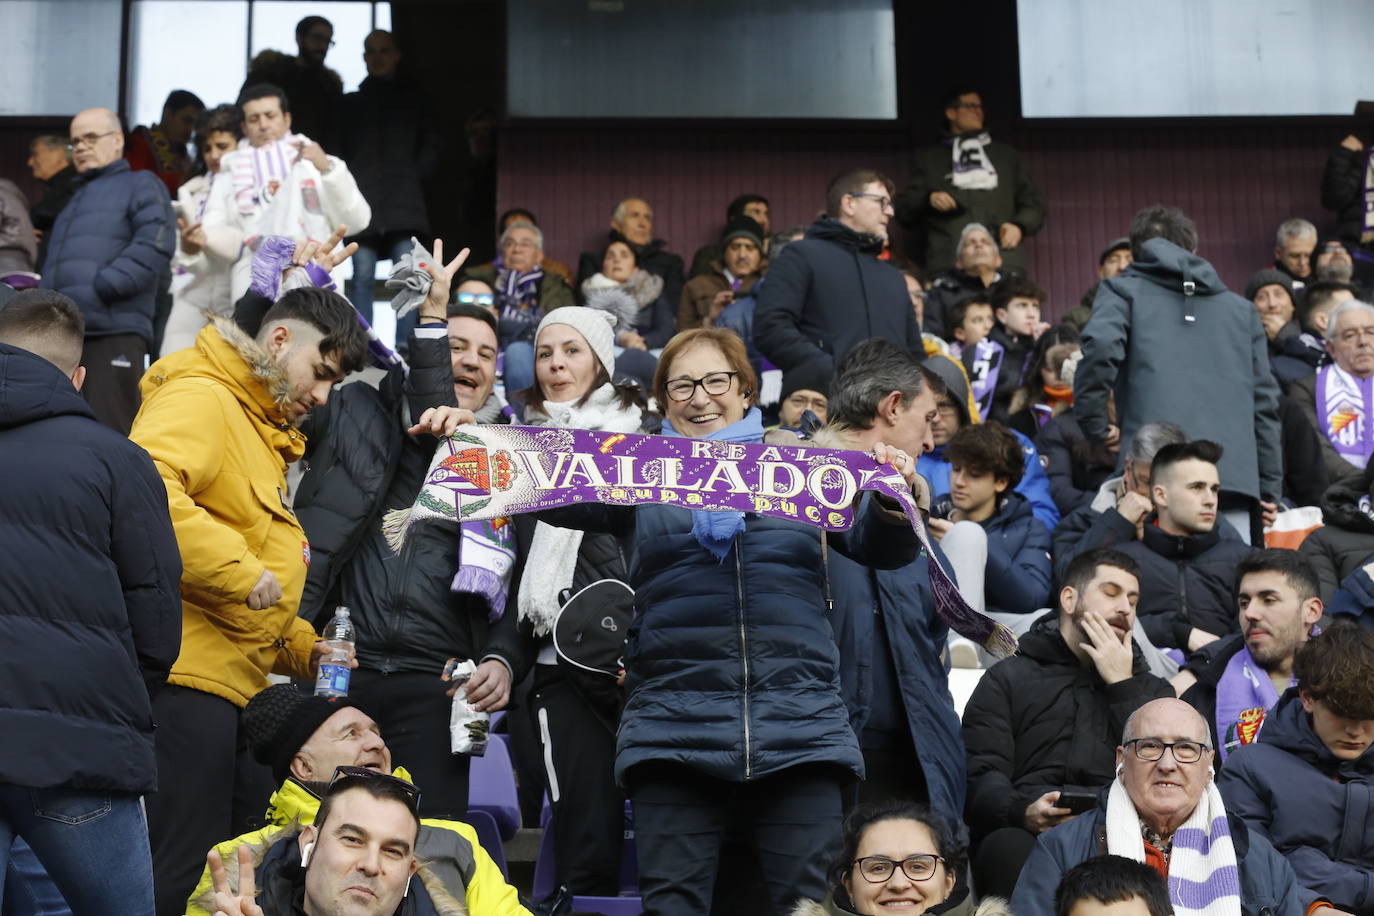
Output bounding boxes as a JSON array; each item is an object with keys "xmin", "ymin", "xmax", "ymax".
[
  {"xmin": 208, "ymin": 846, "xmax": 265, "ymax": 916},
  {"xmin": 418, "ymin": 238, "xmax": 472, "ymax": 321}
]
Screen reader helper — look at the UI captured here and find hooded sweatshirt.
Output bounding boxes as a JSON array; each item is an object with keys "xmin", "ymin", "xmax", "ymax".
[
  {"xmin": 1218, "ymin": 689, "xmax": 1374, "ymax": 915},
  {"xmin": 1073, "ymin": 238, "xmax": 1283, "ymax": 502}
]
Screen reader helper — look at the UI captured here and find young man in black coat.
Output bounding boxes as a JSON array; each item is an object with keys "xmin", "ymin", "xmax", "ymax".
[
  {"xmin": 754, "ymin": 167, "xmax": 921, "ymax": 375},
  {"xmin": 962, "ymin": 547, "xmax": 1173, "ymax": 899},
  {"xmin": 0, "ymin": 289, "xmax": 182, "ymax": 912},
  {"xmin": 1178, "ymin": 550, "xmax": 1323, "ymax": 759},
  {"xmin": 1115, "ymin": 440, "xmax": 1255, "ymax": 652}
]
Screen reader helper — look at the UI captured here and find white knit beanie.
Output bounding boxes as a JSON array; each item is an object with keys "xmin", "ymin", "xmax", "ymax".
[{"xmin": 535, "ymin": 306, "xmax": 618, "ymax": 379}]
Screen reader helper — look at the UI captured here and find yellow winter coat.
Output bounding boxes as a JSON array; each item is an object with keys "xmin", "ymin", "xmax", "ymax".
[
  {"xmin": 130, "ymin": 317, "xmax": 318, "ymax": 707},
  {"xmin": 185, "ymin": 769, "xmax": 531, "ymax": 916}
]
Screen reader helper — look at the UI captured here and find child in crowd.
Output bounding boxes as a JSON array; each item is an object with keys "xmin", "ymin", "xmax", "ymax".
[
  {"xmin": 1054, "ymin": 856, "xmax": 1174, "ymax": 916},
  {"xmin": 928, "ymin": 422, "xmax": 1053, "ymax": 638},
  {"xmin": 953, "ymin": 295, "xmax": 1004, "ymax": 418},
  {"xmin": 986, "ymin": 277, "xmax": 1051, "ymax": 421}
]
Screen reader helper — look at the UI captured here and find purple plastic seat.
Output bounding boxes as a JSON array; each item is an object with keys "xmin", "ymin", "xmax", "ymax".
[
  {"xmin": 466, "ymin": 734, "xmax": 521, "ymax": 840},
  {"xmin": 463, "ymin": 808, "xmax": 508, "ymax": 878}
]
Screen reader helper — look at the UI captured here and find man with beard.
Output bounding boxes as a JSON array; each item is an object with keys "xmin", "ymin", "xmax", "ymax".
[
  {"xmin": 131, "ymin": 281, "xmax": 370, "ymax": 916},
  {"xmin": 962, "ymin": 548, "xmax": 1173, "ymax": 899},
  {"xmin": 242, "ymin": 15, "xmax": 343, "ymax": 147},
  {"xmin": 1177, "ymin": 550, "xmax": 1323, "ymax": 760},
  {"xmin": 291, "ymin": 241, "xmax": 518, "ymax": 826}
]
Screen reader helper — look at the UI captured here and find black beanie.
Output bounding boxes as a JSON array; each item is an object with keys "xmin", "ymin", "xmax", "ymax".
[
  {"xmin": 781, "ymin": 358, "xmax": 834, "ymax": 403},
  {"xmin": 242, "ymin": 684, "xmax": 366, "ymax": 785},
  {"xmin": 720, "ymin": 215, "xmax": 764, "ymax": 250},
  {"xmin": 1245, "ymin": 268, "xmax": 1294, "ymax": 304}
]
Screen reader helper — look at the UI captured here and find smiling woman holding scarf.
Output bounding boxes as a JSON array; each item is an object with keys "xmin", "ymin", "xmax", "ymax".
[
  {"xmin": 459, "ymin": 306, "xmax": 649, "ymax": 901},
  {"xmin": 449, "ymin": 326, "xmax": 916, "ymax": 916}
]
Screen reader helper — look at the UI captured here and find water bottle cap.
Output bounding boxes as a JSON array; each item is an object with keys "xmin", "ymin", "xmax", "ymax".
[{"xmin": 336, "ymin": 607, "xmax": 350, "ymax": 617}]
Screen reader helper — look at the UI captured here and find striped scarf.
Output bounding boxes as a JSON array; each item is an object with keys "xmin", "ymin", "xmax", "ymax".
[
  {"xmin": 1316, "ymin": 361, "xmax": 1374, "ymax": 467},
  {"xmin": 1105, "ymin": 780, "xmax": 1241, "ymax": 916},
  {"xmin": 230, "ymin": 135, "xmax": 305, "ymax": 216}
]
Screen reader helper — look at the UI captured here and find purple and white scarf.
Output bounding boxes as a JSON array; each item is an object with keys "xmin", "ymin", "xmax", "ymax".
[
  {"xmin": 496, "ymin": 263, "xmax": 543, "ymax": 318},
  {"xmin": 965, "ymin": 337, "xmax": 1005, "ymax": 418},
  {"xmin": 1316, "ymin": 362, "xmax": 1374, "ymax": 468},
  {"xmin": 1213, "ymin": 646, "xmax": 1288, "ymax": 761},
  {"xmin": 230, "ymin": 135, "xmax": 305, "ymax": 216},
  {"xmin": 1106, "ymin": 779, "xmax": 1240, "ymax": 916},
  {"xmin": 384, "ymin": 424, "xmax": 1019, "ymax": 658}
]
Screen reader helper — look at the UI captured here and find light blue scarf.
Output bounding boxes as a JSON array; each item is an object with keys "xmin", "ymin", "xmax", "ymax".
[{"xmin": 662, "ymin": 407, "xmax": 764, "ymax": 562}]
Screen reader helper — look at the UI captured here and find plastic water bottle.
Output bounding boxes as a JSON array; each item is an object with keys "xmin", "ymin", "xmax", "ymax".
[{"xmin": 314, "ymin": 607, "xmax": 354, "ymax": 697}]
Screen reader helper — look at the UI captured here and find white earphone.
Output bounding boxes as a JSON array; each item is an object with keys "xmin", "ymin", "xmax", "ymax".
[{"xmin": 300, "ymin": 841, "xmax": 315, "ymax": 867}]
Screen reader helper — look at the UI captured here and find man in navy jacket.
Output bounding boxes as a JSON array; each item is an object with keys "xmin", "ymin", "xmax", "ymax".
[
  {"xmin": 0, "ymin": 289, "xmax": 181, "ymax": 912},
  {"xmin": 40, "ymin": 107, "xmax": 175, "ymax": 433},
  {"xmin": 754, "ymin": 168, "xmax": 921, "ymax": 376}
]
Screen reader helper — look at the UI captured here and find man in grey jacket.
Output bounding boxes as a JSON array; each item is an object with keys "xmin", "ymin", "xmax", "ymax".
[{"xmin": 1073, "ymin": 206, "xmax": 1282, "ymax": 543}]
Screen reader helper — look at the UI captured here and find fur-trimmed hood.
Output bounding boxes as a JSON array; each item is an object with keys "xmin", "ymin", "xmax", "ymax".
[
  {"xmin": 193, "ymin": 823, "xmax": 469, "ymax": 916},
  {"xmin": 141, "ymin": 315, "xmax": 305, "ymax": 460}
]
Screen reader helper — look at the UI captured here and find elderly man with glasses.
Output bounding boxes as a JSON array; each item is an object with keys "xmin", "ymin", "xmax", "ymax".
[
  {"xmin": 1011, "ymin": 697, "xmax": 1331, "ymax": 916},
  {"xmin": 37, "ymin": 106, "xmax": 175, "ymax": 433},
  {"xmin": 1289, "ymin": 301, "xmax": 1374, "ymax": 483}
]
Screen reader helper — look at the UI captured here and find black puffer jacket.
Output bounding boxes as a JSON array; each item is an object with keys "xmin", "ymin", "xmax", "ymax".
[
  {"xmin": 753, "ymin": 216, "xmax": 921, "ymax": 374},
  {"xmin": 961, "ymin": 615, "xmax": 1172, "ymax": 841},
  {"xmin": 0, "ymin": 344, "xmax": 182, "ymax": 793},
  {"xmin": 1115, "ymin": 519, "xmax": 1255, "ymax": 650},
  {"xmin": 1219, "ymin": 689, "xmax": 1374, "ymax": 915},
  {"xmin": 338, "ymin": 74, "xmax": 442, "ymax": 241},
  {"xmin": 541, "ymin": 494, "xmax": 916, "ymax": 786},
  {"xmin": 1300, "ymin": 471, "xmax": 1374, "ymax": 603},
  {"xmin": 293, "ymin": 331, "xmax": 511, "ymax": 674}
]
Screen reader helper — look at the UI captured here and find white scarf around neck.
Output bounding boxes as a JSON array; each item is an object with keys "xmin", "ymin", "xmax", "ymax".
[{"xmin": 517, "ymin": 385, "xmax": 642, "ymax": 635}]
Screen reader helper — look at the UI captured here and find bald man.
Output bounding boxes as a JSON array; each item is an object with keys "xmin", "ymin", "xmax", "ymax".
[
  {"xmin": 1012, "ymin": 697, "xmax": 1327, "ymax": 916},
  {"xmin": 39, "ymin": 106, "xmax": 175, "ymax": 433}
]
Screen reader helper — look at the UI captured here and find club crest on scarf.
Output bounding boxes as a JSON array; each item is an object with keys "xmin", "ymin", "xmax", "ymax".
[
  {"xmin": 1225, "ymin": 706, "xmax": 1267, "ymax": 752},
  {"xmin": 383, "ymin": 425, "xmax": 1020, "ymax": 659}
]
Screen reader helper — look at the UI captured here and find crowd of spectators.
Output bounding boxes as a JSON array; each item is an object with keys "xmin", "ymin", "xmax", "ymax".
[{"xmin": 8, "ymin": 16, "xmax": 1374, "ymax": 916}]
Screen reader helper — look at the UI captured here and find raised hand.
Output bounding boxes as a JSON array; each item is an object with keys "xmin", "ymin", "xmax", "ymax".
[
  {"xmin": 178, "ymin": 216, "xmax": 207, "ymax": 255},
  {"xmin": 208, "ymin": 846, "xmax": 265, "ymax": 916},
  {"xmin": 408, "ymin": 406, "xmax": 477, "ymax": 438},
  {"xmin": 419, "ymin": 238, "xmax": 472, "ymax": 320}
]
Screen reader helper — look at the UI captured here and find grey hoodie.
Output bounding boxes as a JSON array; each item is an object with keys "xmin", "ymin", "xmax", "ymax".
[{"xmin": 1073, "ymin": 238, "xmax": 1282, "ymax": 502}]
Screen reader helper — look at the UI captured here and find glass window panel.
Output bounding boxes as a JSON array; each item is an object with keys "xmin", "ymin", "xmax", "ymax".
[
  {"xmin": 128, "ymin": 1, "xmax": 250, "ymax": 130},
  {"xmin": 0, "ymin": 0, "xmax": 122, "ymax": 116},
  {"xmin": 250, "ymin": 1, "xmax": 381, "ymax": 93},
  {"xmin": 1019, "ymin": 0, "xmax": 1374, "ymax": 117}
]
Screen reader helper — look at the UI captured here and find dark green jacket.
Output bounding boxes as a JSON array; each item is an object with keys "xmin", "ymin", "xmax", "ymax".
[{"xmin": 896, "ymin": 135, "xmax": 1045, "ymax": 274}]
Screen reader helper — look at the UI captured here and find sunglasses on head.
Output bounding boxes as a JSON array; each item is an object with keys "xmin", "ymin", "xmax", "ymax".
[
  {"xmin": 456, "ymin": 292, "xmax": 495, "ymax": 307},
  {"xmin": 328, "ymin": 766, "xmax": 422, "ymax": 813}
]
